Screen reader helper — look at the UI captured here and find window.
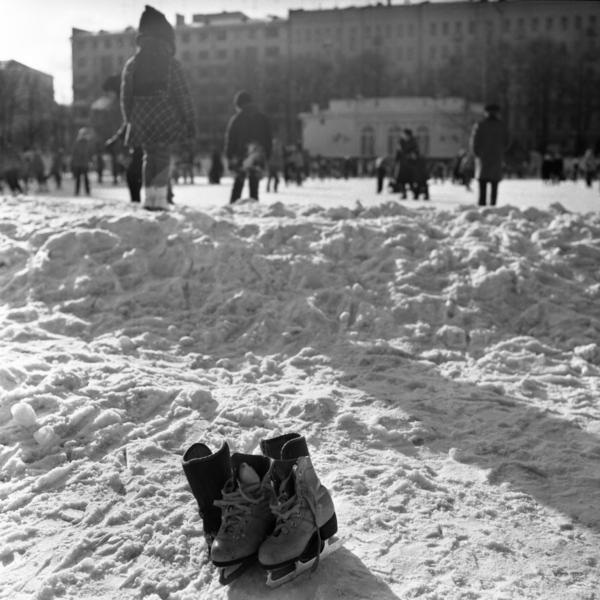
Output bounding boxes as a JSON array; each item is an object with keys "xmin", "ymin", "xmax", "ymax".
[
  {"xmin": 546, "ymin": 17, "xmax": 553, "ymax": 31},
  {"xmin": 398, "ymin": 46, "xmax": 403, "ymax": 59},
  {"xmin": 575, "ymin": 15, "xmax": 582, "ymax": 30},
  {"xmin": 266, "ymin": 26, "xmax": 279, "ymax": 38},
  {"xmin": 469, "ymin": 21, "xmax": 475, "ymax": 34},
  {"xmin": 561, "ymin": 16, "xmax": 568, "ymax": 31},
  {"xmin": 216, "ymin": 49, "xmax": 227, "ymax": 59},
  {"xmin": 531, "ymin": 17, "xmax": 539, "ymax": 32},
  {"xmin": 197, "ymin": 30, "xmax": 208, "ymax": 42},
  {"xmin": 216, "ymin": 29, "xmax": 227, "ymax": 40},
  {"xmin": 100, "ymin": 55, "xmax": 113, "ymax": 74},
  {"xmin": 265, "ymin": 46, "xmax": 280, "ymax": 58},
  {"xmin": 198, "ymin": 50, "xmax": 209, "ymax": 59},
  {"xmin": 407, "ymin": 46, "xmax": 414, "ymax": 59},
  {"xmin": 388, "ymin": 126, "xmax": 401, "ymax": 155},
  {"xmin": 504, "ymin": 18, "xmax": 511, "ymax": 32},
  {"xmin": 181, "ymin": 32, "xmax": 190, "ymax": 43},
  {"xmin": 430, "ymin": 23, "xmax": 437, "ymax": 36},
  {"xmin": 104, "ymin": 38, "xmax": 111, "ymax": 49},
  {"xmin": 77, "ymin": 57, "xmax": 87, "ymax": 67},
  {"xmin": 397, "ymin": 23, "xmax": 404, "ymax": 36},
  {"xmin": 360, "ymin": 126, "xmax": 375, "ymax": 157},
  {"xmin": 430, "ymin": 46, "xmax": 437, "ymax": 59},
  {"xmin": 182, "ymin": 50, "xmax": 191, "ymax": 62},
  {"xmin": 442, "ymin": 22, "xmax": 449, "ymax": 35},
  {"xmin": 416, "ymin": 126, "xmax": 430, "ymax": 156},
  {"xmin": 455, "ymin": 21, "xmax": 462, "ymax": 35},
  {"xmin": 408, "ymin": 23, "xmax": 414, "ymax": 36}
]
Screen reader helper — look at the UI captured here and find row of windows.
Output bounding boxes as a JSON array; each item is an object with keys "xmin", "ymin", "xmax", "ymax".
[
  {"xmin": 179, "ymin": 27, "xmax": 280, "ymax": 43},
  {"xmin": 179, "ymin": 46, "xmax": 279, "ymax": 61},
  {"xmin": 74, "ymin": 11, "xmax": 597, "ymax": 54}
]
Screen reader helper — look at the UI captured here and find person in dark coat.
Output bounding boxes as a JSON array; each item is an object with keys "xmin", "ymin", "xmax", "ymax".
[
  {"xmin": 2, "ymin": 145, "xmax": 24, "ymax": 194},
  {"xmin": 470, "ymin": 103, "xmax": 506, "ymax": 206},
  {"xmin": 50, "ymin": 147, "xmax": 64, "ymax": 190},
  {"xmin": 120, "ymin": 5, "xmax": 196, "ymax": 210},
  {"xmin": 208, "ymin": 148, "xmax": 224, "ymax": 184},
  {"xmin": 71, "ymin": 128, "xmax": 92, "ymax": 196},
  {"xmin": 224, "ymin": 90, "xmax": 272, "ymax": 203}
]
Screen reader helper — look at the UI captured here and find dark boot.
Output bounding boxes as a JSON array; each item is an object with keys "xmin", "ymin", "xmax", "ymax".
[
  {"xmin": 260, "ymin": 432, "xmax": 309, "ymax": 460},
  {"xmin": 182, "ymin": 442, "xmax": 232, "ymax": 549}
]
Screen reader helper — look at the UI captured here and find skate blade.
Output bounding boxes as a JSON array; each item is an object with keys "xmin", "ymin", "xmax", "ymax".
[
  {"xmin": 265, "ymin": 536, "xmax": 343, "ymax": 588},
  {"xmin": 218, "ymin": 557, "xmax": 256, "ymax": 585}
]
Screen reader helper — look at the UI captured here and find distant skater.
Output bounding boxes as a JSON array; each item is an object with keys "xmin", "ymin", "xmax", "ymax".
[
  {"xmin": 71, "ymin": 129, "xmax": 92, "ymax": 196},
  {"xmin": 470, "ymin": 103, "xmax": 506, "ymax": 207},
  {"xmin": 224, "ymin": 90, "xmax": 272, "ymax": 203}
]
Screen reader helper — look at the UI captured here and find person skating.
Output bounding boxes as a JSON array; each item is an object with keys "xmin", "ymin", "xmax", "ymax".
[
  {"xmin": 208, "ymin": 148, "xmax": 224, "ymax": 184},
  {"xmin": 224, "ymin": 90, "xmax": 272, "ymax": 203},
  {"xmin": 120, "ymin": 5, "xmax": 196, "ymax": 210},
  {"xmin": 71, "ymin": 128, "xmax": 92, "ymax": 196},
  {"xmin": 470, "ymin": 103, "xmax": 506, "ymax": 206}
]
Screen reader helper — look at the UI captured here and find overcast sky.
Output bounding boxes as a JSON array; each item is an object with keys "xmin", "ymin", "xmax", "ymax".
[{"xmin": 0, "ymin": 0, "xmax": 454, "ymax": 104}]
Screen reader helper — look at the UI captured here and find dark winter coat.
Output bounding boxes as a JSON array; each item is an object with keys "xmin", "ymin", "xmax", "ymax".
[
  {"xmin": 470, "ymin": 115, "xmax": 505, "ymax": 182},
  {"xmin": 120, "ymin": 39, "xmax": 195, "ymax": 147},
  {"xmin": 71, "ymin": 137, "xmax": 92, "ymax": 170},
  {"xmin": 224, "ymin": 104, "xmax": 272, "ymax": 168}
]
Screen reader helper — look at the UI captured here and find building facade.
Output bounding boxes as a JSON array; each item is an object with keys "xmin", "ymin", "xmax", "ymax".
[
  {"xmin": 300, "ymin": 97, "xmax": 483, "ymax": 159},
  {"xmin": 71, "ymin": 0, "xmax": 600, "ymax": 152},
  {"xmin": 0, "ymin": 60, "xmax": 56, "ymax": 149}
]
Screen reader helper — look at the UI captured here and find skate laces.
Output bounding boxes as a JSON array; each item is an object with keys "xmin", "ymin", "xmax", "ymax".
[
  {"xmin": 270, "ymin": 492, "xmax": 301, "ymax": 535},
  {"xmin": 214, "ymin": 481, "xmax": 261, "ymax": 534},
  {"xmin": 271, "ymin": 486, "xmax": 321, "ymax": 573}
]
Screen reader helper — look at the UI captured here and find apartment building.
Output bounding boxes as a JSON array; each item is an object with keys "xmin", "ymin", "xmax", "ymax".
[
  {"xmin": 71, "ymin": 1, "xmax": 600, "ymax": 151},
  {"xmin": 0, "ymin": 60, "xmax": 55, "ymax": 147}
]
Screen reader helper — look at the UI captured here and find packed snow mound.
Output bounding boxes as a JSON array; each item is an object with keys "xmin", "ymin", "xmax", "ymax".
[{"xmin": 1, "ymin": 195, "xmax": 600, "ymax": 600}]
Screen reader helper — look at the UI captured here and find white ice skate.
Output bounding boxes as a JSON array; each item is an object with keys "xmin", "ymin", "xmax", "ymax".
[
  {"xmin": 259, "ymin": 455, "xmax": 341, "ymax": 587},
  {"xmin": 211, "ymin": 457, "xmax": 274, "ymax": 585}
]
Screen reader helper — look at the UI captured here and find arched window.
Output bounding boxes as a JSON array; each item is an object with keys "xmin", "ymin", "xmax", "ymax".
[
  {"xmin": 416, "ymin": 126, "xmax": 430, "ymax": 156},
  {"xmin": 360, "ymin": 126, "xmax": 375, "ymax": 157},
  {"xmin": 387, "ymin": 126, "xmax": 401, "ymax": 155}
]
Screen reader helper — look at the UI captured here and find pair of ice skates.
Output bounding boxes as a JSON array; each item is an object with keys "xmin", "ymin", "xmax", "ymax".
[{"xmin": 182, "ymin": 432, "xmax": 340, "ymax": 587}]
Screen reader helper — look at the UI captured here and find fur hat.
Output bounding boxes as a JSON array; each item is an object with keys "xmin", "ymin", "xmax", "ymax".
[
  {"xmin": 234, "ymin": 90, "xmax": 253, "ymax": 109},
  {"xmin": 138, "ymin": 5, "xmax": 175, "ymax": 48}
]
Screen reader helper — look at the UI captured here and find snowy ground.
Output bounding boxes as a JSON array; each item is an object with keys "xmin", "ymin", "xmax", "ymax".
[{"xmin": 1, "ymin": 179, "xmax": 599, "ymax": 600}]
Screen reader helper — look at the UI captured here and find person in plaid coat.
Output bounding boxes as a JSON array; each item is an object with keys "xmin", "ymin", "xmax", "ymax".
[{"xmin": 120, "ymin": 5, "xmax": 195, "ymax": 210}]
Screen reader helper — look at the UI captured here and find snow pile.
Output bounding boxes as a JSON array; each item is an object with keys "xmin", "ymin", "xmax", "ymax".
[{"xmin": 1, "ymin": 195, "xmax": 599, "ymax": 600}]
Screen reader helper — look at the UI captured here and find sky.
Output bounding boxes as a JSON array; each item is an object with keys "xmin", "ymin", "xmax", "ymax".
[{"xmin": 0, "ymin": 0, "xmax": 453, "ymax": 105}]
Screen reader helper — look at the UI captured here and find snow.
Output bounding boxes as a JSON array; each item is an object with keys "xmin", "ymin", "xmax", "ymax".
[{"xmin": 1, "ymin": 181, "xmax": 600, "ymax": 600}]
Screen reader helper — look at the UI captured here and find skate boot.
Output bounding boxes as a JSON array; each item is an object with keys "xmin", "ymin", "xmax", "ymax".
[
  {"xmin": 210, "ymin": 453, "xmax": 275, "ymax": 584},
  {"xmin": 259, "ymin": 434, "xmax": 340, "ymax": 587},
  {"xmin": 182, "ymin": 442, "xmax": 231, "ymax": 550}
]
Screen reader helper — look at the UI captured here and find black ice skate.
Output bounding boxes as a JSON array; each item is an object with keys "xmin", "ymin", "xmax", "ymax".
[
  {"xmin": 259, "ymin": 433, "xmax": 341, "ymax": 587},
  {"xmin": 210, "ymin": 453, "xmax": 274, "ymax": 584},
  {"xmin": 182, "ymin": 442, "xmax": 231, "ymax": 550}
]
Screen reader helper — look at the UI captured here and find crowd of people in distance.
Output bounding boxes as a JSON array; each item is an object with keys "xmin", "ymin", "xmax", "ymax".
[{"xmin": 1, "ymin": 5, "xmax": 599, "ymax": 209}]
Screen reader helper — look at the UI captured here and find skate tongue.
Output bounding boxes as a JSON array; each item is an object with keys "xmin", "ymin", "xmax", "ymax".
[{"xmin": 238, "ymin": 462, "xmax": 260, "ymax": 486}]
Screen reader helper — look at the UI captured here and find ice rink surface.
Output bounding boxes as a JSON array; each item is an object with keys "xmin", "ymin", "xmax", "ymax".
[{"xmin": 48, "ymin": 176, "xmax": 600, "ymax": 214}]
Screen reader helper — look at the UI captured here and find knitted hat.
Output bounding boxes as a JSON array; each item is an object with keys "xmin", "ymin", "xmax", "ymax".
[
  {"xmin": 484, "ymin": 103, "xmax": 501, "ymax": 114},
  {"xmin": 138, "ymin": 5, "xmax": 175, "ymax": 48},
  {"xmin": 234, "ymin": 90, "xmax": 253, "ymax": 109}
]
